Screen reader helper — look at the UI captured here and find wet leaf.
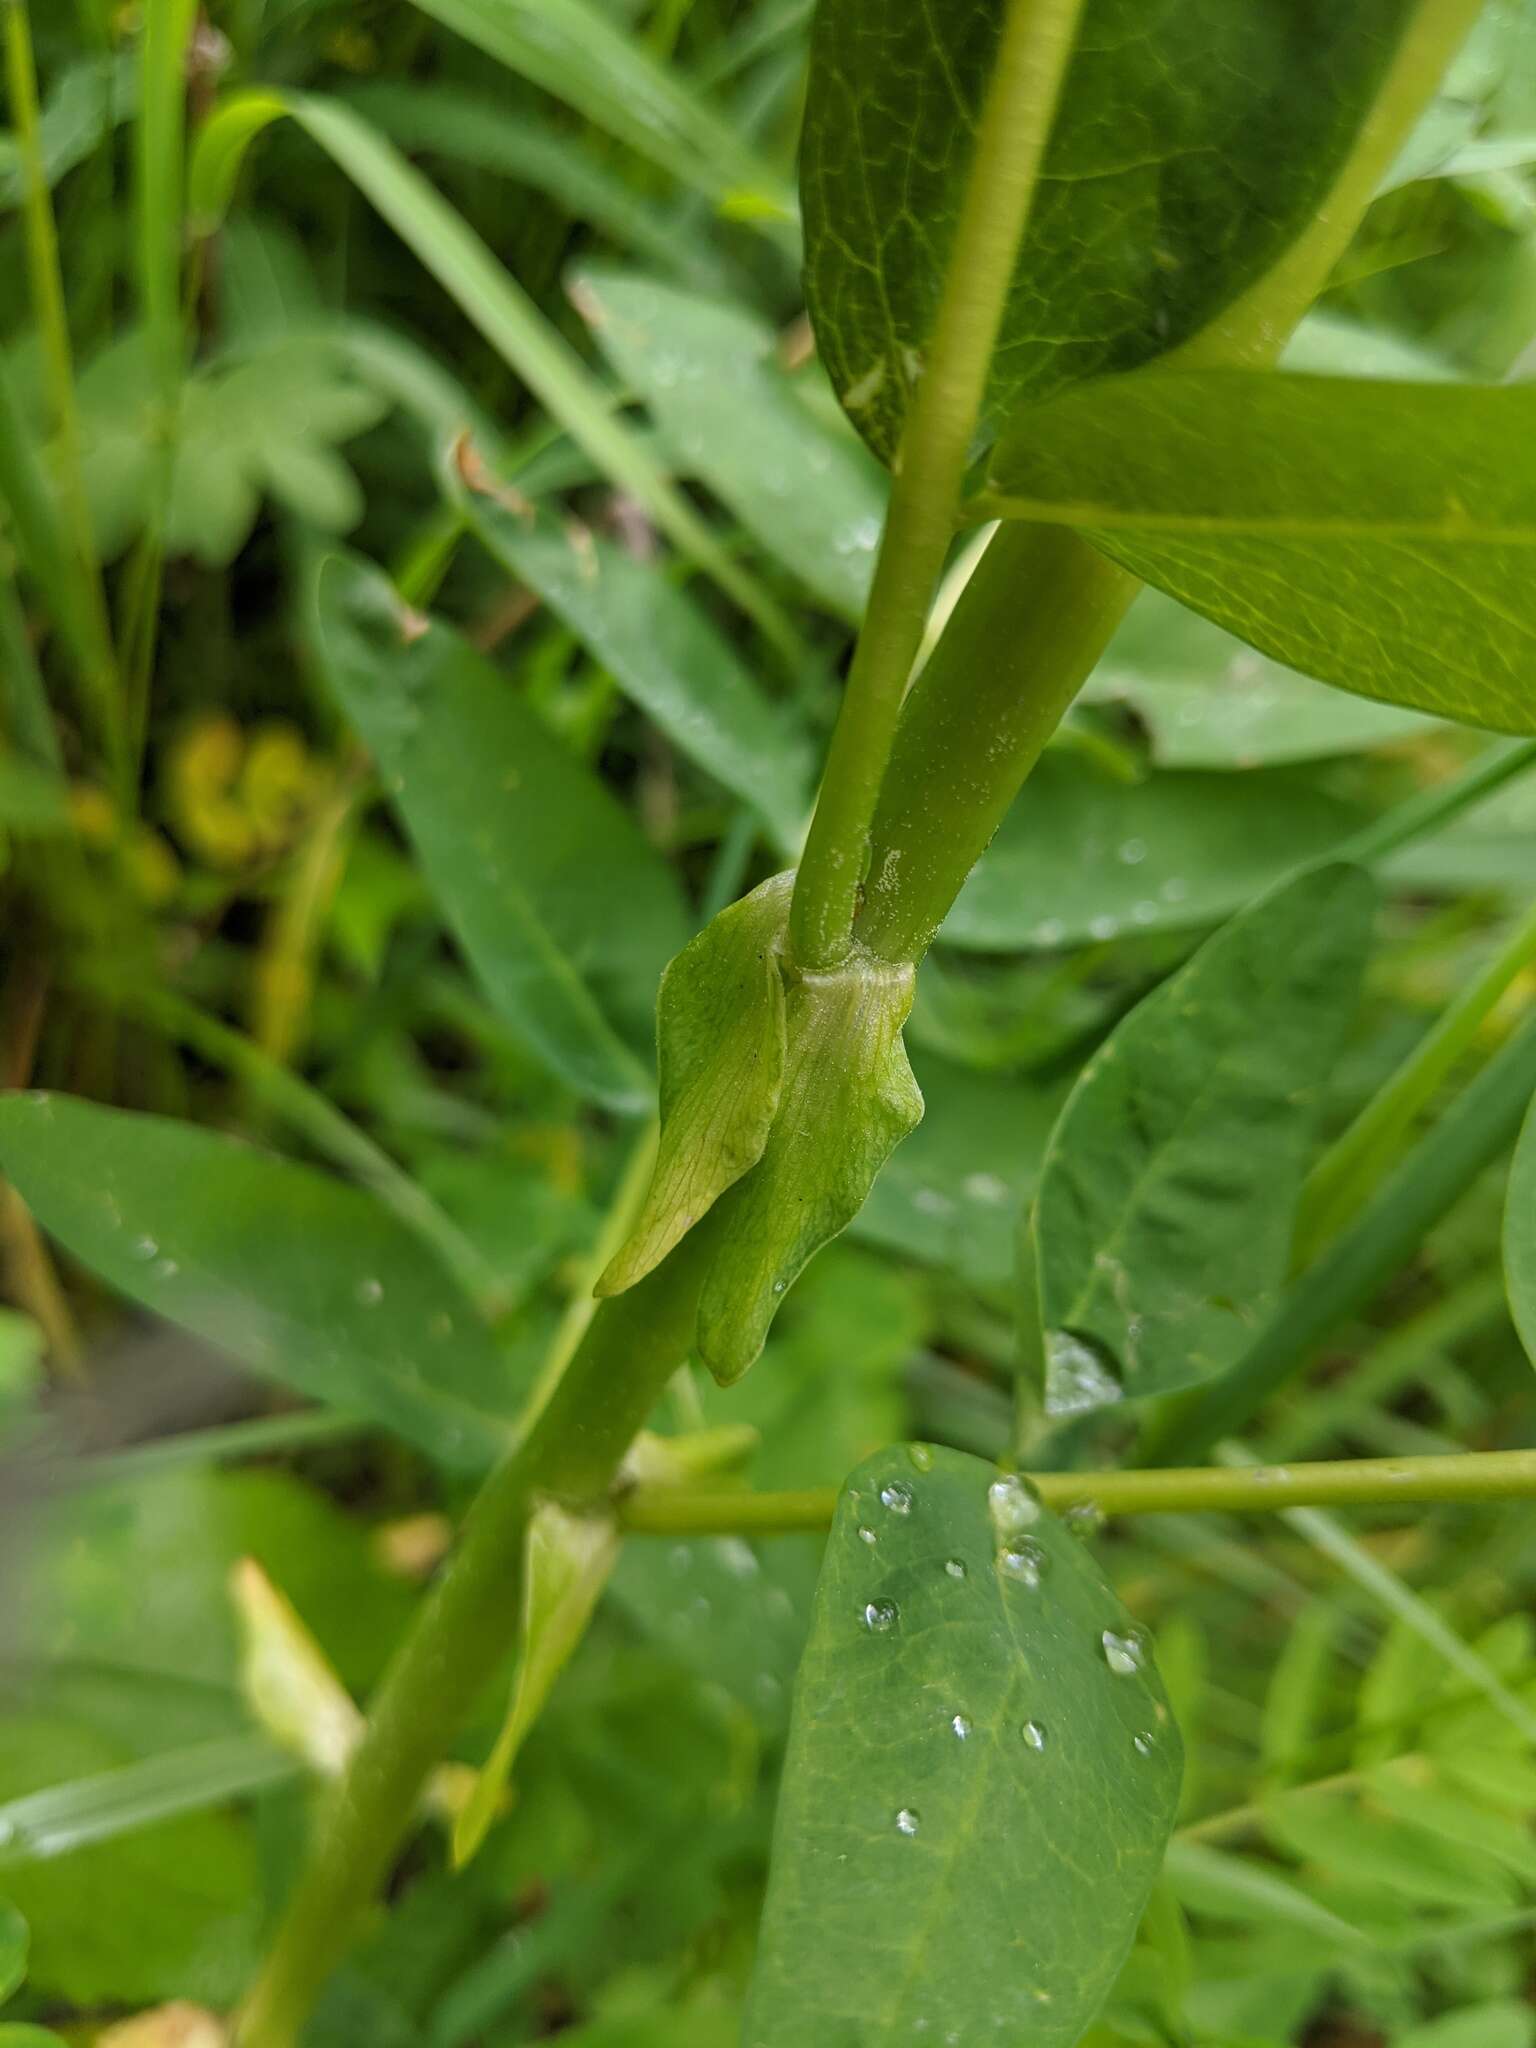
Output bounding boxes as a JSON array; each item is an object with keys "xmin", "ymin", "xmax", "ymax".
[
  {"xmin": 744, "ymin": 1444, "xmax": 1180, "ymax": 2046},
  {"xmin": 1028, "ymin": 864, "xmax": 1377, "ymax": 1409},
  {"xmin": 309, "ymin": 546, "xmax": 687, "ymax": 1111},
  {"xmin": 0, "ymin": 1093, "xmax": 511, "ymax": 1468}
]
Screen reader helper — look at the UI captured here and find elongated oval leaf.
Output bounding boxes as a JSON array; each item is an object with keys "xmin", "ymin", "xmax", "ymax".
[
  {"xmin": 0, "ymin": 1093, "xmax": 510, "ymax": 1468},
  {"xmin": 572, "ymin": 267, "xmax": 888, "ymax": 623},
  {"xmin": 985, "ymin": 371, "xmax": 1536, "ymax": 732},
  {"xmin": 802, "ymin": 0, "xmax": 1419, "ymax": 462},
  {"xmin": 449, "ymin": 442, "xmax": 811, "ymax": 849},
  {"xmin": 1028, "ymin": 864, "xmax": 1378, "ymax": 1411},
  {"xmin": 944, "ymin": 752, "xmax": 1365, "ymax": 951},
  {"xmin": 745, "ymin": 1443, "xmax": 1181, "ymax": 2046},
  {"xmin": 309, "ymin": 547, "xmax": 687, "ymax": 1111}
]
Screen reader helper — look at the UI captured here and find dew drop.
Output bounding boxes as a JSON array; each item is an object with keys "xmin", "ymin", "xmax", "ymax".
[
  {"xmin": 1133, "ymin": 1730, "xmax": 1157, "ymax": 1756},
  {"xmin": 130, "ymin": 1236, "xmax": 159, "ymax": 1262},
  {"xmin": 908, "ymin": 1443, "xmax": 935, "ymax": 1472},
  {"xmin": 999, "ymin": 1537, "xmax": 1050, "ymax": 1589},
  {"xmin": 863, "ymin": 1599, "xmax": 899, "ymax": 1633},
  {"xmin": 1132, "ymin": 898, "xmax": 1159, "ymax": 926},
  {"xmin": 880, "ymin": 1480, "xmax": 914, "ymax": 1516},
  {"xmin": 155, "ymin": 1258, "xmax": 179, "ymax": 1280},
  {"xmin": 355, "ymin": 1277, "xmax": 384, "ymax": 1307},
  {"xmin": 1043, "ymin": 1329, "xmax": 1123, "ymax": 1418},
  {"xmin": 894, "ymin": 1806, "xmax": 921, "ymax": 1836},
  {"xmin": 858, "ymin": 1525, "xmax": 879, "ymax": 1547},
  {"xmin": 1021, "ymin": 1719, "xmax": 1048, "ymax": 1752},
  {"xmin": 950, "ymin": 1713, "xmax": 971, "ymax": 1741},
  {"xmin": 1088, "ymin": 914, "xmax": 1119, "ymax": 942},
  {"xmin": 987, "ymin": 1473, "xmax": 1040, "ymax": 1537},
  {"xmin": 771, "ymin": 1279, "xmax": 786, "ymax": 1295},
  {"xmin": 943, "ymin": 1557, "xmax": 967, "ymax": 1581},
  {"xmin": 1118, "ymin": 836, "xmax": 1148, "ymax": 865},
  {"xmin": 1102, "ymin": 1627, "xmax": 1149, "ymax": 1677},
  {"xmin": 1063, "ymin": 1501, "xmax": 1106, "ymax": 1542}
]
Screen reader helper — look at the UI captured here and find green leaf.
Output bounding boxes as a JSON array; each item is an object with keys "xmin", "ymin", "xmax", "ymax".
[
  {"xmin": 1505, "ymin": 1092, "xmax": 1536, "ymax": 1373},
  {"xmin": 1162, "ymin": 1840, "xmax": 1367, "ymax": 1950},
  {"xmin": 453, "ymin": 1501, "xmax": 620, "ymax": 1867},
  {"xmin": 1397, "ymin": 2005, "xmax": 1536, "ymax": 2048},
  {"xmin": 0, "ymin": 1902, "xmax": 24, "ymax": 2003},
  {"xmin": 77, "ymin": 332, "xmax": 386, "ymax": 566},
  {"xmin": 944, "ymin": 751, "xmax": 1364, "ymax": 952},
  {"xmin": 0, "ymin": 1092, "xmax": 512, "ymax": 1467},
  {"xmin": 403, "ymin": 0, "xmax": 790, "ymax": 217},
  {"xmin": 0, "ymin": 52, "xmax": 134, "ymax": 212},
  {"xmin": 601, "ymin": 874, "xmax": 792, "ymax": 1297},
  {"xmin": 802, "ymin": 0, "xmax": 1421, "ymax": 463},
  {"xmin": 1029, "ymin": 864, "xmax": 1377, "ymax": 1410},
  {"xmin": 572, "ymin": 266, "xmax": 888, "ymax": 622},
  {"xmin": 852, "ymin": 1052, "xmax": 1067, "ymax": 1295},
  {"xmin": 697, "ymin": 954, "xmax": 923, "ymax": 1385},
  {"xmin": 308, "ymin": 547, "xmax": 687, "ymax": 1111},
  {"xmin": 744, "ymin": 1444, "xmax": 1181, "ymax": 2046},
  {"xmin": 0, "ymin": 1719, "xmax": 260, "ymax": 2008},
  {"xmin": 448, "ymin": 446, "xmax": 811, "ymax": 849},
  {"xmin": 1082, "ymin": 588, "xmax": 1438, "ymax": 769},
  {"xmin": 985, "ymin": 370, "xmax": 1536, "ymax": 733}
]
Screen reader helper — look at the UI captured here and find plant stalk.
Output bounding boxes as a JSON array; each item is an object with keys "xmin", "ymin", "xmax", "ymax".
[
  {"xmin": 856, "ymin": 0, "xmax": 1487, "ymax": 966},
  {"xmin": 618, "ymin": 1447, "xmax": 1536, "ymax": 1534},
  {"xmin": 234, "ymin": 1231, "xmax": 713, "ymax": 2048},
  {"xmin": 787, "ymin": 0, "xmax": 1087, "ymax": 971}
]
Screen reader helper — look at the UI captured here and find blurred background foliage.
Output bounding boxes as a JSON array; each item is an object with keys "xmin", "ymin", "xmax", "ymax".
[{"xmin": 3, "ymin": 1, "xmax": 1536, "ymax": 2043}]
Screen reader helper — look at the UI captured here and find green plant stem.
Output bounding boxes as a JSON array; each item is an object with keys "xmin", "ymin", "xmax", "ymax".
[
  {"xmin": 1142, "ymin": 1008, "xmax": 1536, "ymax": 1467},
  {"xmin": 857, "ymin": 522, "xmax": 1138, "ymax": 963},
  {"xmin": 617, "ymin": 1446, "xmax": 1536, "ymax": 1535},
  {"xmin": 787, "ymin": 0, "xmax": 1087, "ymax": 971},
  {"xmin": 235, "ymin": 1231, "xmax": 712, "ymax": 2048},
  {"xmin": 856, "ymin": 0, "xmax": 1486, "ymax": 968},
  {"xmin": 1296, "ymin": 890, "xmax": 1536, "ymax": 1261},
  {"xmin": 1335, "ymin": 737, "xmax": 1536, "ymax": 868}
]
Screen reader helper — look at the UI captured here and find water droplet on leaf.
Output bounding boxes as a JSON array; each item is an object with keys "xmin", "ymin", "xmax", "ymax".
[
  {"xmin": 1021, "ymin": 1720, "xmax": 1048, "ymax": 1751},
  {"xmin": 863, "ymin": 1599, "xmax": 899, "ymax": 1633},
  {"xmin": 880, "ymin": 1480, "xmax": 914, "ymax": 1516},
  {"xmin": 1102, "ymin": 1627, "xmax": 1148, "ymax": 1677},
  {"xmin": 987, "ymin": 1473, "xmax": 1040, "ymax": 1537},
  {"xmin": 894, "ymin": 1806, "xmax": 920, "ymax": 1835}
]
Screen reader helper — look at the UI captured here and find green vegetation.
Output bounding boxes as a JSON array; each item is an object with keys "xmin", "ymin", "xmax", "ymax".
[{"xmin": 4, "ymin": 3, "xmax": 1536, "ymax": 2045}]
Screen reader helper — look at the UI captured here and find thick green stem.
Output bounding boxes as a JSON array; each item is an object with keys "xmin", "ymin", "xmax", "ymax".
[
  {"xmin": 619, "ymin": 1447, "xmax": 1536, "ymax": 1535},
  {"xmin": 857, "ymin": 0, "xmax": 1486, "ymax": 965},
  {"xmin": 788, "ymin": 0, "xmax": 1087, "ymax": 970},
  {"xmin": 857, "ymin": 523, "xmax": 1138, "ymax": 964},
  {"xmin": 234, "ymin": 1235, "xmax": 711, "ymax": 2048}
]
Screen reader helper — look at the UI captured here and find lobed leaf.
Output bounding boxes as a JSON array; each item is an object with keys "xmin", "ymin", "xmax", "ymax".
[
  {"xmin": 601, "ymin": 874, "xmax": 792, "ymax": 1298},
  {"xmin": 0, "ymin": 1093, "xmax": 511, "ymax": 1468},
  {"xmin": 744, "ymin": 1443, "xmax": 1181, "ymax": 2046},
  {"xmin": 308, "ymin": 547, "xmax": 687, "ymax": 1112},
  {"xmin": 802, "ymin": 0, "xmax": 1421, "ymax": 463},
  {"xmin": 985, "ymin": 370, "xmax": 1536, "ymax": 733},
  {"xmin": 1028, "ymin": 864, "xmax": 1378, "ymax": 1411}
]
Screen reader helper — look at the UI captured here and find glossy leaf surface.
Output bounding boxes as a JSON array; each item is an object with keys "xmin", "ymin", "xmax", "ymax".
[
  {"xmin": 987, "ymin": 371, "xmax": 1536, "ymax": 732},
  {"xmin": 309, "ymin": 547, "xmax": 687, "ymax": 1110},
  {"xmin": 0, "ymin": 1094, "xmax": 510, "ymax": 1468},
  {"xmin": 744, "ymin": 1444, "xmax": 1181, "ymax": 2046},
  {"xmin": 802, "ymin": 0, "xmax": 1416, "ymax": 462},
  {"xmin": 1029, "ymin": 865, "xmax": 1377, "ymax": 1409}
]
